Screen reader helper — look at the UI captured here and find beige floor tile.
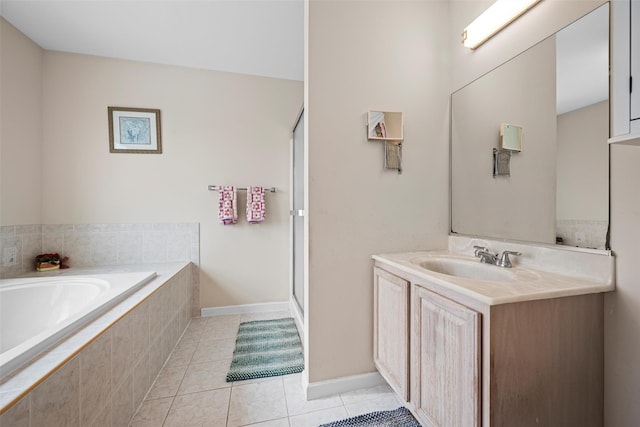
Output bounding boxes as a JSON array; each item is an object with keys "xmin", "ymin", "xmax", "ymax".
[
  {"xmin": 283, "ymin": 375, "xmax": 343, "ymax": 416},
  {"xmin": 227, "ymin": 379, "xmax": 288, "ymax": 427},
  {"xmin": 232, "ymin": 375, "xmax": 284, "ymax": 387},
  {"xmin": 206, "ymin": 314, "xmax": 242, "ymax": 328},
  {"xmin": 288, "ymin": 406, "xmax": 349, "ymax": 427},
  {"xmin": 343, "ymin": 394, "xmax": 402, "ymax": 418},
  {"xmin": 201, "ymin": 315, "xmax": 242, "ymax": 340},
  {"xmin": 339, "ymin": 384, "xmax": 394, "ymax": 406},
  {"xmin": 165, "ymin": 344, "xmax": 197, "ymax": 367},
  {"xmin": 243, "ymin": 418, "xmax": 290, "ymax": 427},
  {"xmin": 191, "ymin": 337, "xmax": 237, "ymax": 364},
  {"xmin": 180, "ymin": 325, "xmax": 204, "ymax": 343},
  {"xmin": 129, "ymin": 397, "xmax": 173, "ymax": 427},
  {"xmin": 177, "ymin": 359, "xmax": 232, "ymax": 395},
  {"xmin": 163, "ymin": 388, "xmax": 230, "ymax": 427},
  {"xmin": 146, "ymin": 365, "xmax": 188, "ymax": 400}
]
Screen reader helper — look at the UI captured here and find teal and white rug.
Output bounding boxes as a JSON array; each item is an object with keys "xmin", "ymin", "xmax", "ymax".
[
  {"xmin": 226, "ymin": 317, "xmax": 304, "ymax": 382},
  {"xmin": 319, "ymin": 407, "xmax": 421, "ymax": 427}
]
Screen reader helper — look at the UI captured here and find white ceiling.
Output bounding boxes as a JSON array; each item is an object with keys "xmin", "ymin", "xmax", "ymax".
[
  {"xmin": 0, "ymin": 1, "xmax": 608, "ymax": 102},
  {"xmin": 0, "ymin": 0, "xmax": 304, "ymax": 82},
  {"xmin": 556, "ymin": 4, "xmax": 609, "ymax": 115}
]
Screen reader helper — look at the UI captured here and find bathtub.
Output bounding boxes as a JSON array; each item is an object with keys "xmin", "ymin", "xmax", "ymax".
[{"xmin": 0, "ymin": 271, "xmax": 156, "ymax": 380}]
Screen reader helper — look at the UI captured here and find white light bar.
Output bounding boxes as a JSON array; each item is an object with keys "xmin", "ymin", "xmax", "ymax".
[{"xmin": 462, "ymin": 0, "xmax": 543, "ymax": 50}]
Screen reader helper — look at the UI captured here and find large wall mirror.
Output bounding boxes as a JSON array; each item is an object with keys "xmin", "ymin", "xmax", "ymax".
[{"xmin": 451, "ymin": 3, "xmax": 609, "ymax": 251}]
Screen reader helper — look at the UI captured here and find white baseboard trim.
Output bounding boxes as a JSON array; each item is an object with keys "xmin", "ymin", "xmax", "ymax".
[
  {"xmin": 200, "ymin": 301, "xmax": 289, "ymax": 317},
  {"xmin": 289, "ymin": 298, "xmax": 304, "ymax": 342},
  {"xmin": 305, "ymin": 371, "xmax": 387, "ymax": 400}
]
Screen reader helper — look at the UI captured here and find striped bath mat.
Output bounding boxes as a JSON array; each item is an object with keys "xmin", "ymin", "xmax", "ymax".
[
  {"xmin": 226, "ymin": 317, "xmax": 304, "ymax": 382},
  {"xmin": 320, "ymin": 407, "xmax": 421, "ymax": 427}
]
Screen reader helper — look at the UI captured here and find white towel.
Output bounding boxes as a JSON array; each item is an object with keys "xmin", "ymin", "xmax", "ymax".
[
  {"xmin": 218, "ymin": 186, "xmax": 237, "ymax": 225},
  {"xmin": 246, "ymin": 187, "xmax": 266, "ymax": 224}
]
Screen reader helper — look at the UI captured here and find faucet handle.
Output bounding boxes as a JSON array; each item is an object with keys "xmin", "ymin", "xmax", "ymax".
[
  {"xmin": 473, "ymin": 245, "xmax": 489, "ymax": 256},
  {"xmin": 498, "ymin": 251, "xmax": 521, "ymax": 268}
]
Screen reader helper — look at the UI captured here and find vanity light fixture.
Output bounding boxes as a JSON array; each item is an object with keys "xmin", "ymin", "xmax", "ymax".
[{"xmin": 462, "ymin": 0, "xmax": 543, "ymax": 50}]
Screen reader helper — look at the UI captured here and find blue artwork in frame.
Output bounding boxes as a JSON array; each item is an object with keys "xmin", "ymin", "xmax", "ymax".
[
  {"xmin": 108, "ymin": 107, "xmax": 162, "ymax": 153},
  {"xmin": 119, "ymin": 116, "xmax": 151, "ymax": 145}
]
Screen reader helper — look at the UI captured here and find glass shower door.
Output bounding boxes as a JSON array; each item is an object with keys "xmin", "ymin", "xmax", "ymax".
[{"xmin": 291, "ymin": 110, "xmax": 304, "ymax": 314}]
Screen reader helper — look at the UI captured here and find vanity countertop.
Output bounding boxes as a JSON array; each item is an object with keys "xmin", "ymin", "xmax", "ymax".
[{"xmin": 373, "ymin": 250, "xmax": 615, "ymax": 306}]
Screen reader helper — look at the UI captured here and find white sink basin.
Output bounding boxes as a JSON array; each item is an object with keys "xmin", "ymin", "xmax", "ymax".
[{"xmin": 415, "ymin": 258, "xmax": 516, "ymax": 282}]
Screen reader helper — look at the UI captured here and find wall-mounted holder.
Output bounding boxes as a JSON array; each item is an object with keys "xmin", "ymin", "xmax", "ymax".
[
  {"xmin": 493, "ymin": 148, "xmax": 511, "ymax": 177},
  {"xmin": 500, "ymin": 122, "xmax": 523, "ymax": 151},
  {"xmin": 493, "ymin": 123, "xmax": 522, "ymax": 177},
  {"xmin": 367, "ymin": 110, "xmax": 404, "ymax": 173}
]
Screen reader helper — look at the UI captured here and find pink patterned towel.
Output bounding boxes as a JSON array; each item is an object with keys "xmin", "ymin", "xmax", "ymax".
[
  {"xmin": 246, "ymin": 186, "xmax": 266, "ymax": 224},
  {"xmin": 218, "ymin": 186, "xmax": 237, "ymax": 225}
]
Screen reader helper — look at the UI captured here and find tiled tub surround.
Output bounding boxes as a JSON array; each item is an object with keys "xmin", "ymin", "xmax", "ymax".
[
  {"xmin": 0, "ymin": 262, "xmax": 192, "ymax": 426},
  {"xmin": 0, "ymin": 223, "xmax": 200, "ymax": 316}
]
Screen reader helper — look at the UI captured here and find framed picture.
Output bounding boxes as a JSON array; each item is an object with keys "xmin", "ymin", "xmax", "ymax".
[{"xmin": 108, "ymin": 107, "xmax": 162, "ymax": 154}]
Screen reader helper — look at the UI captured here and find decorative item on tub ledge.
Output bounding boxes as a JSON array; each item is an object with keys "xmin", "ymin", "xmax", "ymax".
[
  {"xmin": 108, "ymin": 107, "xmax": 162, "ymax": 154},
  {"xmin": 35, "ymin": 253, "xmax": 70, "ymax": 271}
]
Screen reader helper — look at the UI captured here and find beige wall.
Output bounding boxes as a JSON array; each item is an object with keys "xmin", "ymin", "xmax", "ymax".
[
  {"xmin": 2, "ymin": 22, "xmax": 302, "ymax": 307},
  {"xmin": 607, "ymin": 145, "xmax": 640, "ymax": 427},
  {"xmin": 556, "ymin": 101, "xmax": 609, "ymax": 221},
  {"xmin": 40, "ymin": 52, "xmax": 302, "ymax": 308},
  {"xmin": 451, "ymin": 37, "xmax": 557, "ymax": 244},
  {"xmin": 0, "ymin": 18, "xmax": 43, "ymax": 225},
  {"xmin": 450, "ymin": 0, "xmax": 606, "ymax": 92},
  {"xmin": 305, "ymin": 0, "xmax": 450, "ymax": 383}
]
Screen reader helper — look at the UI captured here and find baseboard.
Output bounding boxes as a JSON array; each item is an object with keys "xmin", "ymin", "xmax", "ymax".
[
  {"xmin": 200, "ymin": 301, "xmax": 289, "ymax": 317},
  {"xmin": 305, "ymin": 371, "xmax": 387, "ymax": 400},
  {"xmin": 289, "ymin": 297, "xmax": 304, "ymax": 343}
]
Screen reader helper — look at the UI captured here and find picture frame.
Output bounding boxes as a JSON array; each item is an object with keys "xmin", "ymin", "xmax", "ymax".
[{"xmin": 108, "ymin": 107, "xmax": 162, "ymax": 154}]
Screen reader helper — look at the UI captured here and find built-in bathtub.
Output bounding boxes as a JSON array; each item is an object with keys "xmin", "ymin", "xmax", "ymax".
[
  {"xmin": 0, "ymin": 263, "xmax": 193, "ymax": 426},
  {"xmin": 0, "ymin": 271, "xmax": 156, "ymax": 380}
]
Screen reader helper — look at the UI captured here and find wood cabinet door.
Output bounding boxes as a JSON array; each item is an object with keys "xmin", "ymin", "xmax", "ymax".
[
  {"xmin": 412, "ymin": 285, "xmax": 481, "ymax": 427},
  {"xmin": 373, "ymin": 268, "xmax": 410, "ymax": 401}
]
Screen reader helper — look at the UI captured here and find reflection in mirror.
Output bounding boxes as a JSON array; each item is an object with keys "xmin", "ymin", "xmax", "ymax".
[
  {"xmin": 451, "ymin": 4, "xmax": 609, "ymax": 250},
  {"xmin": 367, "ymin": 111, "xmax": 404, "ymax": 140},
  {"xmin": 500, "ymin": 123, "xmax": 523, "ymax": 151}
]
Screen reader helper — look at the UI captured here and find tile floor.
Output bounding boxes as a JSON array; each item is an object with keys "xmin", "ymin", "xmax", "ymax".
[{"xmin": 129, "ymin": 311, "xmax": 402, "ymax": 427}]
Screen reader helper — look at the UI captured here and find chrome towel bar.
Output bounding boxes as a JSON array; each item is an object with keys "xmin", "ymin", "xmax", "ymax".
[{"xmin": 208, "ymin": 185, "xmax": 278, "ymax": 193}]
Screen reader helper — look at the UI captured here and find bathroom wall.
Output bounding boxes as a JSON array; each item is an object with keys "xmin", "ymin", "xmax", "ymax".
[
  {"xmin": 451, "ymin": 37, "xmax": 557, "ymax": 244},
  {"xmin": 556, "ymin": 100, "xmax": 608, "ymax": 249},
  {"xmin": 556, "ymin": 101, "xmax": 609, "ymax": 222},
  {"xmin": 607, "ymin": 145, "xmax": 640, "ymax": 426},
  {"xmin": 0, "ymin": 18, "xmax": 43, "ymax": 225},
  {"xmin": 449, "ymin": 0, "xmax": 606, "ymax": 92},
  {"xmin": 305, "ymin": 0, "xmax": 450, "ymax": 383},
  {"xmin": 40, "ymin": 52, "xmax": 301, "ymax": 309},
  {"xmin": 1, "ymin": 18, "xmax": 303, "ymax": 309}
]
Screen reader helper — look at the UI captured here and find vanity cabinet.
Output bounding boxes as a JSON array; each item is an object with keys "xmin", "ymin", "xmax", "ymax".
[
  {"xmin": 411, "ymin": 285, "xmax": 480, "ymax": 427},
  {"xmin": 373, "ymin": 262, "xmax": 604, "ymax": 427},
  {"xmin": 610, "ymin": 0, "xmax": 640, "ymax": 144},
  {"xmin": 373, "ymin": 267, "xmax": 409, "ymax": 401}
]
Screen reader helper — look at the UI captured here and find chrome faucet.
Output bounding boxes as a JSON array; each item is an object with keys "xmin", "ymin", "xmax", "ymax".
[
  {"xmin": 497, "ymin": 251, "xmax": 521, "ymax": 268},
  {"xmin": 474, "ymin": 246, "xmax": 521, "ymax": 268},
  {"xmin": 473, "ymin": 246, "xmax": 498, "ymax": 264}
]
